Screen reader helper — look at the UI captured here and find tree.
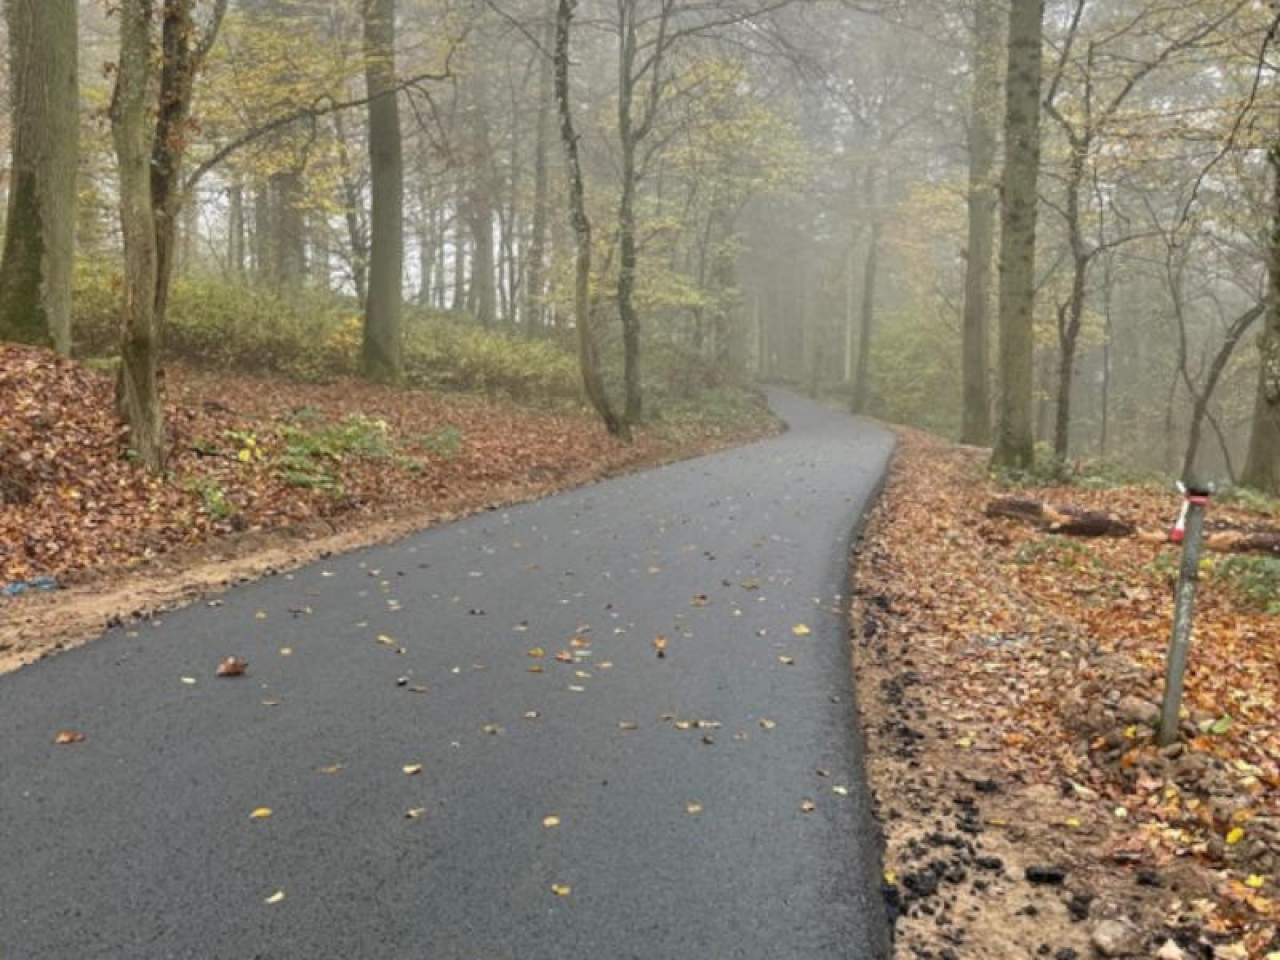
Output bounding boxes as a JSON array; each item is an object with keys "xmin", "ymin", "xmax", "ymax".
[
  {"xmin": 1241, "ymin": 140, "xmax": 1280, "ymax": 493},
  {"xmin": 360, "ymin": 0, "xmax": 405, "ymax": 383},
  {"xmin": 0, "ymin": 0, "xmax": 78, "ymax": 354},
  {"xmin": 960, "ymin": 0, "xmax": 999, "ymax": 445},
  {"xmin": 555, "ymin": 0, "xmax": 627, "ymax": 439},
  {"xmin": 992, "ymin": 0, "xmax": 1045, "ymax": 470},
  {"xmin": 523, "ymin": 0, "xmax": 556, "ymax": 338},
  {"xmin": 111, "ymin": 0, "xmax": 165, "ymax": 471}
]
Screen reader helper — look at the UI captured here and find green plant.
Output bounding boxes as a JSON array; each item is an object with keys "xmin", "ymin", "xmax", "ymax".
[
  {"xmin": 1012, "ymin": 534, "xmax": 1100, "ymax": 571},
  {"xmin": 417, "ymin": 425, "xmax": 465, "ymax": 458},
  {"xmin": 1218, "ymin": 486, "xmax": 1280, "ymax": 517},
  {"xmin": 1211, "ymin": 555, "xmax": 1280, "ymax": 614},
  {"xmin": 180, "ymin": 476, "xmax": 234, "ymax": 519}
]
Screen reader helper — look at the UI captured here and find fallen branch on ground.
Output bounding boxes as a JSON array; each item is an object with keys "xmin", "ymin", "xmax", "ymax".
[{"xmin": 985, "ymin": 496, "xmax": 1280, "ymax": 556}]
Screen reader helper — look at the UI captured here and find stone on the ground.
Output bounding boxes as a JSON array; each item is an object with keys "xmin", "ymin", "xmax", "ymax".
[{"xmin": 1090, "ymin": 917, "xmax": 1141, "ymax": 957}]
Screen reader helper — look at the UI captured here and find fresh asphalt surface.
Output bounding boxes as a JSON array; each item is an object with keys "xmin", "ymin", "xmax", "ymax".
[{"xmin": 0, "ymin": 391, "xmax": 895, "ymax": 960}]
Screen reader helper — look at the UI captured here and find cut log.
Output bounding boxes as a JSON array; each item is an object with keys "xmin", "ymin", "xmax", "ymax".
[
  {"xmin": 984, "ymin": 497, "xmax": 1135, "ymax": 537},
  {"xmin": 985, "ymin": 497, "xmax": 1280, "ymax": 557}
]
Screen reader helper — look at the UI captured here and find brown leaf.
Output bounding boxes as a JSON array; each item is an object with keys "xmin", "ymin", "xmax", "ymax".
[
  {"xmin": 54, "ymin": 729, "xmax": 85, "ymax": 745},
  {"xmin": 216, "ymin": 656, "xmax": 248, "ymax": 677}
]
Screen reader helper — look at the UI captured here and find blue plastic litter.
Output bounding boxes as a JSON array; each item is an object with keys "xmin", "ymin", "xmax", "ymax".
[{"xmin": 1, "ymin": 576, "xmax": 58, "ymax": 597}]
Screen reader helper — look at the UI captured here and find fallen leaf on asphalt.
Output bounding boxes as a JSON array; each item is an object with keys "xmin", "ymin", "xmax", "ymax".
[
  {"xmin": 801, "ymin": 799, "xmax": 816, "ymax": 813},
  {"xmin": 599, "ymin": 661, "xmax": 613, "ymax": 670},
  {"xmin": 482, "ymin": 724, "xmax": 502, "ymax": 735},
  {"xmin": 833, "ymin": 786, "xmax": 849, "ymax": 796},
  {"xmin": 250, "ymin": 807, "xmax": 273, "ymax": 820},
  {"xmin": 254, "ymin": 611, "xmax": 267, "ymax": 620},
  {"xmin": 317, "ymin": 764, "xmax": 343, "ymax": 774},
  {"xmin": 686, "ymin": 801, "xmax": 703, "ymax": 815},
  {"xmin": 280, "ymin": 647, "xmax": 293, "ymax": 657},
  {"xmin": 527, "ymin": 647, "xmax": 545, "ymax": 658},
  {"xmin": 542, "ymin": 815, "xmax": 560, "ymax": 828},
  {"xmin": 675, "ymin": 720, "xmax": 693, "ymax": 730},
  {"xmin": 791, "ymin": 624, "xmax": 811, "ymax": 636},
  {"xmin": 692, "ymin": 594, "xmax": 709, "ymax": 606},
  {"xmin": 554, "ymin": 650, "xmax": 574, "ymax": 663},
  {"xmin": 261, "ymin": 699, "xmax": 281, "ymax": 707},
  {"xmin": 574, "ymin": 670, "xmax": 592, "ymax": 679},
  {"xmin": 760, "ymin": 718, "xmax": 776, "ymax": 730},
  {"xmin": 216, "ymin": 656, "xmax": 248, "ymax": 677},
  {"xmin": 54, "ymin": 730, "xmax": 85, "ymax": 745},
  {"xmin": 402, "ymin": 764, "xmax": 423, "ymax": 776},
  {"xmin": 180, "ymin": 677, "xmax": 196, "ymax": 685},
  {"xmin": 527, "ymin": 665, "xmax": 544, "ymax": 673},
  {"xmin": 523, "ymin": 711, "xmax": 540, "ymax": 720},
  {"xmin": 653, "ymin": 636, "xmax": 667, "ymax": 658},
  {"xmin": 567, "ymin": 685, "xmax": 585, "ymax": 693},
  {"xmin": 618, "ymin": 720, "xmax": 638, "ymax": 730},
  {"xmin": 779, "ymin": 656, "xmax": 795, "ymax": 666},
  {"xmin": 570, "ymin": 635, "xmax": 589, "ymax": 648},
  {"xmin": 376, "ymin": 634, "xmax": 396, "ymax": 647},
  {"xmin": 551, "ymin": 883, "xmax": 571, "ymax": 897},
  {"xmin": 405, "ymin": 808, "xmax": 426, "ymax": 820},
  {"xmin": 265, "ymin": 890, "xmax": 285, "ymax": 905},
  {"xmin": 815, "ymin": 769, "xmax": 829, "ymax": 777}
]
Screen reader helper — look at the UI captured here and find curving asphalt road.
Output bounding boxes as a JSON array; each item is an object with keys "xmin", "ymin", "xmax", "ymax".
[{"xmin": 0, "ymin": 390, "xmax": 895, "ymax": 960}]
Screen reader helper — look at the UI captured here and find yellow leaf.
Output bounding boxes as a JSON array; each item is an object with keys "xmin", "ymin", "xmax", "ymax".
[
  {"xmin": 542, "ymin": 815, "xmax": 560, "ymax": 828},
  {"xmin": 317, "ymin": 763, "xmax": 343, "ymax": 774},
  {"xmin": 238, "ymin": 448, "xmax": 253, "ymax": 464},
  {"xmin": 280, "ymin": 647, "xmax": 293, "ymax": 657},
  {"xmin": 954, "ymin": 737, "xmax": 973, "ymax": 749},
  {"xmin": 377, "ymin": 634, "xmax": 395, "ymax": 646},
  {"xmin": 778, "ymin": 656, "xmax": 795, "ymax": 666},
  {"xmin": 760, "ymin": 718, "xmax": 776, "ymax": 730},
  {"xmin": 1226, "ymin": 827, "xmax": 1244, "ymax": 845},
  {"xmin": 250, "ymin": 807, "xmax": 273, "ymax": 821},
  {"xmin": 405, "ymin": 808, "xmax": 426, "ymax": 820},
  {"xmin": 1064, "ymin": 817, "xmax": 1080, "ymax": 829},
  {"xmin": 551, "ymin": 883, "xmax": 571, "ymax": 897},
  {"xmin": 527, "ymin": 647, "xmax": 545, "ymax": 658},
  {"xmin": 833, "ymin": 785, "xmax": 850, "ymax": 796},
  {"xmin": 180, "ymin": 677, "xmax": 196, "ymax": 685},
  {"xmin": 1245, "ymin": 874, "xmax": 1266, "ymax": 889},
  {"xmin": 402, "ymin": 764, "xmax": 423, "ymax": 776},
  {"xmin": 792, "ymin": 624, "xmax": 811, "ymax": 636},
  {"xmin": 265, "ymin": 890, "xmax": 285, "ymax": 905},
  {"xmin": 686, "ymin": 801, "xmax": 703, "ymax": 815},
  {"xmin": 801, "ymin": 799, "xmax": 816, "ymax": 813},
  {"xmin": 883, "ymin": 870, "xmax": 896, "ymax": 884}
]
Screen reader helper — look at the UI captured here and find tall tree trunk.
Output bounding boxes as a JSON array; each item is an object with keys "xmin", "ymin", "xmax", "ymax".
[
  {"xmin": 616, "ymin": 53, "xmax": 643, "ymax": 423},
  {"xmin": 1052, "ymin": 149, "xmax": 1089, "ymax": 461},
  {"xmin": 1241, "ymin": 141, "xmax": 1280, "ymax": 493},
  {"xmin": 359, "ymin": 0, "xmax": 404, "ymax": 383},
  {"xmin": 269, "ymin": 168, "xmax": 307, "ymax": 290},
  {"xmin": 524, "ymin": 0, "xmax": 555, "ymax": 337},
  {"xmin": 852, "ymin": 213, "xmax": 881, "ymax": 415},
  {"xmin": 228, "ymin": 178, "xmax": 246, "ymax": 279},
  {"xmin": 555, "ymin": 0, "xmax": 626, "ymax": 439},
  {"xmin": 0, "ymin": 0, "xmax": 78, "ymax": 354},
  {"xmin": 110, "ymin": 0, "xmax": 165, "ymax": 472},
  {"xmin": 992, "ymin": 0, "xmax": 1045, "ymax": 470},
  {"xmin": 960, "ymin": 0, "xmax": 1000, "ymax": 445}
]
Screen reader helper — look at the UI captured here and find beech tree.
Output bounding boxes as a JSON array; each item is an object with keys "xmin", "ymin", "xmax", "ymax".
[
  {"xmin": 0, "ymin": 0, "xmax": 78, "ymax": 354},
  {"xmin": 359, "ymin": 0, "xmax": 405, "ymax": 382},
  {"xmin": 992, "ymin": 0, "xmax": 1045, "ymax": 470}
]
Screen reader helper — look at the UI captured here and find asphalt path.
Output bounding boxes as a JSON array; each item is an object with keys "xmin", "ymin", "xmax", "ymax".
[{"xmin": 0, "ymin": 390, "xmax": 895, "ymax": 959}]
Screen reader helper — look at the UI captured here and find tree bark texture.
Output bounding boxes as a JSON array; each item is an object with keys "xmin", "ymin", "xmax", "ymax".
[
  {"xmin": 1242, "ymin": 142, "xmax": 1280, "ymax": 494},
  {"xmin": 359, "ymin": 0, "xmax": 404, "ymax": 383},
  {"xmin": 555, "ymin": 0, "xmax": 626, "ymax": 439},
  {"xmin": 0, "ymin": 0, "xmax": 78, "ymax": 354},
  {"xmin": 993, "ymin": 0, "xmax": 1045, "ymax": 470},
  {"xmin": 110, "ymin": 0, "xmax": 165, "ymax": 472},
  {"xmin": 960, "ymin": 0, "xmax": 1000, "ymax": 445}
]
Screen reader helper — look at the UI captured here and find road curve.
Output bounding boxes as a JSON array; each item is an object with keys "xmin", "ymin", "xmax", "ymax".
[{"xmin": 0, "ymin": 390, "xmax": 895, "ymax": 959}]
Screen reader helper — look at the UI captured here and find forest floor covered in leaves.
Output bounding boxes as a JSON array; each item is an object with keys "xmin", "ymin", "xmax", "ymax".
[
  {"xmin": 0, "ymin": 344, "xmax": 777, "ymax": 671},
  {"xmin": 854, "ymin": 429, "xmax": 1280, "ymax": 960}
]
